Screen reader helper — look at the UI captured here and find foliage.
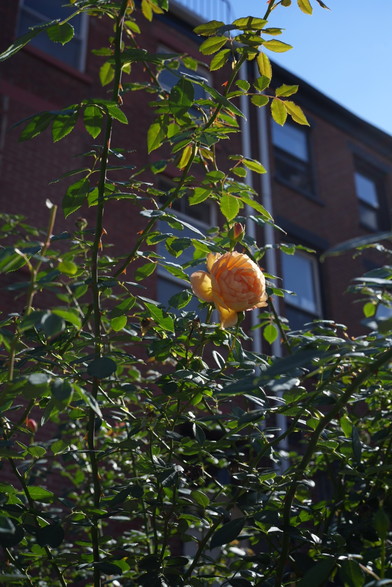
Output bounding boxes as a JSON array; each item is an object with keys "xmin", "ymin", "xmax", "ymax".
[{"xmin": 0, "ymin": 0, "xmax": 391, "ymax": 586}]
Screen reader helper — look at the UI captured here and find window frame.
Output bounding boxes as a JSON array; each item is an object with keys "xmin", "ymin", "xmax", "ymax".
[
  {"xmin": 271, "ymin": 119, "xmax": 316, "ymax": 198},
  {"xmin": 156, "ymin": 179, "xmax": 216, "ymax": 311},
  {"xmin": 281, "ymin": 249, "xmax": 322, "ymax": 328},
  {"xmin": 354, "ymin": 161, "xmax": 388, "ymax": 232},
  {"xmin": 17, "ymin": 0, "xmax": 88, "ymax": 72}
]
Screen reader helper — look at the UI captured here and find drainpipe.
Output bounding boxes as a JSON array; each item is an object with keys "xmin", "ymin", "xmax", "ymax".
[
  {"xmin": 240, "ymin": 62, "xmax": 262, "ymax": 356},
  {"xmin": 240, "ymin": 61, "xmax": 288, "ymax": 457}
]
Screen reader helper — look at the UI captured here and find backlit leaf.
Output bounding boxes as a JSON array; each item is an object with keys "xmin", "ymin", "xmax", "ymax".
[
  {"xmin": 84, "ymin": 105, "xmax": 104, "ymax": 138},
  {"xmin": 285, "ymin": 100, "xmax": 310, "ymax": 125},
  {"xmin": 256, "ymin": 52, "xmax": 272, "ymax": 79},
  {"xmin": 263, "ymin": 40, "xmax": 293, "ymax": 53},
  {"xmin": 271, "ymin": 99, "xmax": 287, "ymax": 125},
  {"xmin": 199, "ymin": 36, "xmax": 227, "ymax": 56},
  {"xmin": 220, "ymin": 193, "xmax": 240, "ymax": 222},
  {"xmin": 210, "ymin": 49, "xmax": 230, "ymax": 71},
  {"xmin": 47, "ymin": 22, "xmax": 74, "ymax": 45},
  {"xmin": 298, "ymin": 0, "xmax": 313, "ymax": 14}
]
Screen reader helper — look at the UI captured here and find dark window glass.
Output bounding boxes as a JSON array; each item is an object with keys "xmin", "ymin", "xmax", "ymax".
[
  {"xmin": 281, "ymin": 251, "xmax": 321, "ymax": 329},
  {"xmin": 17, "ymin": 0, "xmax": 87, "ymax": 70},
  {"xmin": 272, "ymin": 121, "xmax": 313, "ymax": 194},
  {"xmin": 354, "ymin": 170, "xmax": 382, "ymax": 231}
]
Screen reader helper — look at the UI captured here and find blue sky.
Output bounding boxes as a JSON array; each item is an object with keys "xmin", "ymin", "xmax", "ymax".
[{"xmin": 232, "ymin": 0, "xmax": 392, "ymax": 135}]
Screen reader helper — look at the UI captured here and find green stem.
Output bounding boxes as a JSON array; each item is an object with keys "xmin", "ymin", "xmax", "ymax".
[
  {"xmin": 88, "ymin": 2, "xmax": 129, "ymax": 585},
  {"xmin": 8, "ymin": 458, "xmax": 67, "ymax": 586},
  {"xmin": 274, "ymin": 345, "xmax": 392, "ymax": 586}
]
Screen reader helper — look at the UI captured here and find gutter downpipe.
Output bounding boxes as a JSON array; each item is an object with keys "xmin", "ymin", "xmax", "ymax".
[{"xmin": 240, "ymin": 61, "xmax": 288, "ymax": 459}]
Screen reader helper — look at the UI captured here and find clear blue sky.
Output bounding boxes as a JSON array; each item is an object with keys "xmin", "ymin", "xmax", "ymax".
[{"xmin": 232, "ymin": 0, "xmax": 392, "ymax": 135}]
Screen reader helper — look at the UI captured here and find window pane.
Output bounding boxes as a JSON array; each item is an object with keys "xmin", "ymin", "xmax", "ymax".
[
  {"xmin": 272, "ymin": 121, "xmax": 309, "ymax": 162},
  {"xmin": 359, "ymin": 203, "xmax": 378, "ymax": 230},
  {"xmin": 355, "ymin": 172, "xmax": 379, "ymax": 208},
  {"xmin": 18, "ymin": 0, "xmax": 84, "ymax": 68},
  {"xmin": 274, "ymin": 151, "xmax": 313, "ymax": 193},
  {"xmin": 282, "ymin": 253, "xmax": 319, "ymax": 314}
]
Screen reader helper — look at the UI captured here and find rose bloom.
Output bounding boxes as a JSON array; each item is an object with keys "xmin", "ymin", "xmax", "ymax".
[{"xmin": 190, "ymin": 251, "xmax": 268, "ymax": 328}]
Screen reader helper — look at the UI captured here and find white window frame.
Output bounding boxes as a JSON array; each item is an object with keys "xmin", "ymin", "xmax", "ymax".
[{"xmin": 17, "ymin": 0, "xmax": 88, "ymax": 71}]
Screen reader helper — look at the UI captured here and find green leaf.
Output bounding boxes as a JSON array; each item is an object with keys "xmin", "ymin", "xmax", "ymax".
[
  {"xmin": 169, "ymin": 77, "xmax": 194, "ymax": 118},
  {"xmin": 0, "ymin": 21, "xmax": 55, "ymax": 62},
  {"xmin": 84, "ymin": 105, "xmax": 104, "ymax": 138},
  {"xmin": 41, "ymin": 312, "xmax": 65, "ymax": 338},
  {"xmin": 271, "ymin": 99, "xmax": 287, "ymax": 125},
  {"xmin": 144, "ymin": 302, "xmax": 175, "ymax": 332},
  {"xmin": 363, "ymin": 302, "xmax": 376, "ymax": 317},
  {"xmin": 27, "ymin": 486, "xmax": 55, "ymax": 503},
  {"xmin": 210, "ymin": 49, "xmax": 230, "ymax": 71},
  {"xmin": 298, "ymin": 559, "xmax": 335, "ymax": 587},
  {"xmin": 242, "ymin": 158, "xmax": 266, "ymax": 174},
  {"xmin": 58, "ymin": 259, "xmax": 78, "ymax": 275},
  {"xmin": 276, "ymin": 84, "xmax": 298, "ymax": 97},
  {"xmin": 47, "ymin": 22, "xmax": 74, "ymax": 44},
  {"xmin": 52, "ymin": 110, "xmax": 78, "ymax": 142},
  {"xmin": 105, "ymin": 102, "xmax": 128, "ymax": 124},
  {"xmin": 321, "ymin": 231, "xmax": 392, "ymax": 259},
  {"xmin": 338, "ymin": 559, "xmax": 364, "ymax": 587},
  {"xmin": 340, "ymin": 414, "xmax": 352, "ymax": 438},
  {"xmin": 220, "ymin": 193, "xmax": 240, "ymax": 222},
  {"xmin": 199, "ymin": 36, "xmax": 227, "ymax": 56},
  {"xmin": 285, "ymin": 100, "xmax": 310, "ymax": 125},
  {"xmin": 99, "ymin": 61, "xmax": 115, "ymax": 87},
  {"xmin": 111, "ymin": 315, "xmax": 127, "ymax": 331},
  {"xmin": 135, "ymin": 262, "xmax": 156, "ymax": 281},
  {"xmin": 298, "ymin": 0, "xmax": 313, "ymax": 14},
  {"xmin": 256, "ymin": 52, "xmax": 272, "ymax": 79},
  {"xmin": 147, "ymin": 120, "xmax": 167, "ymax": 153},
  {"xmin": 264, "ymin": 323, "xmax": 278, "ymax": 344},
  {"xmin": 51, "ymin": 379, "xmax": 73, "ymax": 404},
  {"xmin": 238, "ymin": 193, "xmax": 272, "ymax": 220},
  {"xmin": 0, "ymin": 247, "xmax": 28, "ymax": 273},
  {"xmin": 233, "ymin": 17, "xmax": 267, "ymax": 30},
  {"xmin": 263, "ymin": 39, "xmax": 293, "ymax": 53},
  {"xmin": 178, "ymin": 144, "xmax": 193, "ymax": 170},
  {"xmin": 236, "ymin": 80, "xmax": 250, "ymax": 91},
  {"xmin": 62, "ymin": 178, "xmax": 90, "ymax": 218},
  {"xmin": 193, "ymin": 20, "xmax": 225, "ymax": 37},
  {"xmin": 19, "ymin": 112, "xmax": 54, "ymax": 141},
  {"xmin": 374, "ymin": 508, "xmax": 390, "ymax": 540},
  {"xmin": 210, "ymin": 518, "xmax": 245, "ymax": 549},
  {"xmin": 87, "ymin": 357, "xmax": 117, "ymax": 379},
  {"xmin": 254, "ymin": 75, "xmax": 270, "ymax": 92},
  {"xmin": 168, "ymin": 289, "xmax": 192, "ymax": 309},
  {"xmin": 191, "ymin": 490, "xmax": 210, "ymax": 508},
  {"xmin": 52, "ymin": 308, "xmax": 82, "ymax": 329},
  {"xmin": 36, "ymin": 524, "xmax": 65, "ymax": 548},
  {"xmin": 189, "ymin": 188, "xmax": 212, "ymax": 205},
  {"xmin": 251, "ymin": 95, "xmax": 269, "ymax": 108}
]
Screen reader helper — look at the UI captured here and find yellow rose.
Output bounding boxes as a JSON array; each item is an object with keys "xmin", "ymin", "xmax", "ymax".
[{"xmin": 190, "ymin": 251, "xmax": 268, "ymax": 328}]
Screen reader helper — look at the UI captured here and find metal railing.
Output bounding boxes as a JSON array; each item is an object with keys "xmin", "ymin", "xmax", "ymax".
[{"xmin": 172, "ymin": 0, "xmax": 232, "ymax": 23}]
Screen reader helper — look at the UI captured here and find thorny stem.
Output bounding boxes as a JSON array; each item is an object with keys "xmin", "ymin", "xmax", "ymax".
[
  {"xmin": 7, "ymin": 457, "xmax": 67, "ymax": 586},
  {"xmin": 274, "ymin": 345, "xmax": 392, "ymax": 586},
  {"xmin": 7, "ymin": 204, "xmax": 57, "ymax": 382},
  {"xmin": 88, "ymin": 1, "xmax": 129, "ymax": 585}
]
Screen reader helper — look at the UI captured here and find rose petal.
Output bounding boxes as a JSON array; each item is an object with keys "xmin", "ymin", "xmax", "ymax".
[
  {"xmin": 207, "ymin": 252, "xmax": 221, "ymax": 272},
  {"xmin": 190, "ymin": 271, "xmax": 214, "ymax": 302},
  {"xmin": 215, "ymin": 303, "xmax": 238, "ymax": 328}
]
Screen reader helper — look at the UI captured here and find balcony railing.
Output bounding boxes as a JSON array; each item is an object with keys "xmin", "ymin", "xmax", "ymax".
[{"xmin": 171, "ymin": 0, "xmax": 232, "ymax": 24}]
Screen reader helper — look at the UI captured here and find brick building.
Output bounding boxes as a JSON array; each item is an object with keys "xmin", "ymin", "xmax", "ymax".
[{"xmin": 1, "ymin": 0, "xmax": 392, "ymax": 339}]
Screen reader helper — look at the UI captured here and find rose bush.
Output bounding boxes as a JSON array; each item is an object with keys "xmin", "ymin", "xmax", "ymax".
[{"xmin": 190, "ymin": 251, "xmax": 268, "ymax": 327}]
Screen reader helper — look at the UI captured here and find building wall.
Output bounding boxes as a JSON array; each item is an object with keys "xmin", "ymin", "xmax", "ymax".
[{"xmin": 1, "ymin": 2, "xmax": 392, "ymax": 335}]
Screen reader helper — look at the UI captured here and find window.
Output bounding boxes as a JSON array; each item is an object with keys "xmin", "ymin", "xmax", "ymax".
[
  {"xmin": 271, "ymin": 120, "xmax": 313, "ymax": 194},
  {"xmin": 281, "ymin": 250, "xmax": 322, "ymax": 329},
  {"xmin": 17, "ymin": 0, "xmax": 88, "ymax": 70},
  {"xmin": 156, "ymin": 181, "xmax": 215, "ymax": 314},
  {"xmin": 158, "ymin": 46, "xmax": 211, "ymax": 119},
  {"xmin": 354, "ymin": 169, "xmax": 385, "ymax": 231}
]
